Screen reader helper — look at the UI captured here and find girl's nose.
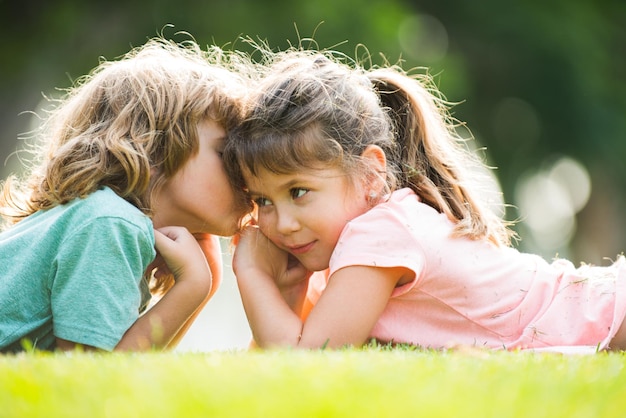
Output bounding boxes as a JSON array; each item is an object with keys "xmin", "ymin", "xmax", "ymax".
[{"xmin": 275, "ymin": 207, "xmax": 301, "ymax": 235}]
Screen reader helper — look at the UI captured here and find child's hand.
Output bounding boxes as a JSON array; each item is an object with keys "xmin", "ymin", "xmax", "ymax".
[
  {"xmin": 148, "ymin": 233, "xmax": 220, "ymax": 284},
  {"xmin": 233, "ymin": 226, "xmax": 311, "ymax": 292},
  {"xmin": 153, "ymin": 227, "xmax": 212, "ymax": 291},
  {"xmin": 114, "ymin": 227, "xmax": 213, "ymax": 351},
  {"xmin": 233, "ymin": 225, "xmax": 312, "ymax": 319}
]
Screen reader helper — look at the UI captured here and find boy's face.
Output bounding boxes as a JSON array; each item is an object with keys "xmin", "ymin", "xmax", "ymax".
[{"xmin": 152, "ymin": 120, "xmax": 247, "ymax": 236}]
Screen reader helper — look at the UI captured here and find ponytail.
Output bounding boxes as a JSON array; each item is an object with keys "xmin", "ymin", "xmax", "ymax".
[
  {"xmin": 223, "ymin": 46, "xmax": 513, "ymax": 246},
  {"xmin": 368, "ymin": 68, "xmax": 513, "ymax": 246}
]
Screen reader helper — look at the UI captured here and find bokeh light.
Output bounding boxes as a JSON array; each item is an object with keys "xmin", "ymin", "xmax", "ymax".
[
  {"xmin": 514, "ymin": 156, "xmax": 591, "ymax": 256},
  {"xmin": 397, "ymin": 14, "xmax": 448, "ymax": 63},
  {"xmin": 491, "ymin": 97, "xmax": 541, "ymax": 150}
]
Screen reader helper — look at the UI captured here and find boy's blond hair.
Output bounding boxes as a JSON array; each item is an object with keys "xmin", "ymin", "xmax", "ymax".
[{"xmin": 1, "ymin": 37, "xmax": 251, "ymax": 224}]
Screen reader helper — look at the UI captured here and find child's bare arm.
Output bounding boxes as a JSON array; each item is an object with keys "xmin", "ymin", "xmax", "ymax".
[
  {"xmin": 234, "ymin": 227, "xmax": 406, "ymax": 349},
  {"xmin": 114, "ymin": 227, "xmax": 212, "ymax": 351},
  {"xmin": 233, "ymin": 226, "xmax": 312, "ymax": 316},
  {"xmin": 166, "ymin": 233, "xmax": 223, "ymax": 348}
]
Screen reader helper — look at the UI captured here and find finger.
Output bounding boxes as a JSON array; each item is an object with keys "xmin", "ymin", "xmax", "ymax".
[
  {"xmin": 153, "ymin": 228, "xmax": 169, "ymax": 248},
  {"xmin": 153, "ymin": 228, "xmax": 181, "ymax": 258},
  {"xmin": 155, "ymin": 226, "xmax": 183, "ymax": 241},
  {"xmin": 155, "ymin": 227, "xmax": 198, "ymax": 248}
]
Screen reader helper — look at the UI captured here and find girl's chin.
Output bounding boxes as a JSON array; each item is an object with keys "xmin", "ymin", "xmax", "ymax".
[{"xmin": 299, "ymin": 259, "xmax": 330, "ymax": 273}]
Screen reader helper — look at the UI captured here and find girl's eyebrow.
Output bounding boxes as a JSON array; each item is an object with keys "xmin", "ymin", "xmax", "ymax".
[
  {"xmin": 276, "ymin": 178, "xmax": 301, "ymax": 191},
  {"xmin": 246, "ymin": 177, "xmax": 302, "ymax": 197}
]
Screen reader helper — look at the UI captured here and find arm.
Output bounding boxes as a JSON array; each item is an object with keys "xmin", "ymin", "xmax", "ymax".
[
  {"xmin": 233, "ymin": 227, "xmax": 406, "ymax": 349},
  {"xmin": 113, "ymin": 226, "xmax": 212, "ymax": 351},
  {"xmin": 165, "ymin": 233, "xmax": 223, "ymax": 348},
  {"xmin": 136, "ymin": 233, "xmax": 223, "ymax": 349},
  {"xmin": 233, "ymin": 227, "xmax": 312, "ymax": 317},
  {"xmin": 56, "ymin": 230, "xmax": 214, "ymax": 351}
]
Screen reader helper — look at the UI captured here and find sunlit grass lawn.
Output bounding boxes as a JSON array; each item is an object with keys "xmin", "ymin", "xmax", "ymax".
[{"xmin": 2, "ymin": 345, "xmax": 626, "ymax": 418}]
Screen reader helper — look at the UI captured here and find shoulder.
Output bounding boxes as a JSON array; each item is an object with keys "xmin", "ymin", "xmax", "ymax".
[
  {"xmin": 49, "ymin": 188, "xmax": 155, "ymax": 254},
  {"xmin": 75, "ymin": 187, "xmax": 144, "ymax": 216},
  {"xmin": 330, "ymin": 189, "xmax": 427, "ymax": 271},
  {"xmin": 65, "ymin": 187, "xmax": 152, "ymax": 230},
  {"xmin": 0, "ymin": 187, "xmax": 153, "ymax": 248},
  {"xmin": 350, "ymin": 188, "xmax": 433, "ymax": 230},
  {"xmin": 360, "ymin": 188, "xmax": 455, "ymax": 239},
  {"xmin": 342, "ymin": 189, "xmax": 417, "ymax": 236}
]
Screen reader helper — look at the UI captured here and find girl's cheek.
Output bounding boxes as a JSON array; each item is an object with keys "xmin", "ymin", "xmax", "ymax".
[
  {"xmin": 257, "ymin": 218, "xmax": 275, "ymax": 238},
  {"xmin": 258, "ymin": 222, "xmax": 271, "ymax": 236}
]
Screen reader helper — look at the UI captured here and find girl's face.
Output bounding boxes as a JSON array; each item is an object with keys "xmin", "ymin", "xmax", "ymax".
[
  {"xmin": 152, "ymin": 119, "xmax": 247, "ymax": 236},
  {"xmin": 244, "ymin": 165, "xmax": 371, "ymax": 271}
]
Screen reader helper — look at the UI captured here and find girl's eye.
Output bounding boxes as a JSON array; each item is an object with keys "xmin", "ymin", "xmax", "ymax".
[
  {"xmin": 253, "ymin": 197, "xmax": 272, "ymax": 207},
  {"xmin": 290, "ymin": 188, "xmax": 308, "ymax": 199}
]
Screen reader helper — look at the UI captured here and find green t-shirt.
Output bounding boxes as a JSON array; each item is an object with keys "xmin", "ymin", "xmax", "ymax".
[{"xmin": 0, "ymin": 187, "xmax": 155, "ymax": 352}]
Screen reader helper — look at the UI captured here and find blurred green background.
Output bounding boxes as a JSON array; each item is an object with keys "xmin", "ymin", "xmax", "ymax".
[{"xmin": 1, "ymin": 0, "xmax": 625, "ymax": 263}]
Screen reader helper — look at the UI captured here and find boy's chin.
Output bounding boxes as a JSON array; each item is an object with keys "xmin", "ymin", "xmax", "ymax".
[{"xmin": 193, "ymin": 219, "xmax": 241, "ymax": 237}]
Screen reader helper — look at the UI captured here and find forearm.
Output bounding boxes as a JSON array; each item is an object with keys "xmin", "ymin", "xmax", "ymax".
[
  {"xmin": 237, "ymin": 271, "xmax": 304, "ymax": 348},
  {"xmin": 233, "ymin": 227, "xmax": 315, "ymax": 347},
  {"xmin": 238, "ymin": 265, "xmax": 406, "ymax": 350},
  {"xmin": 162, "ymin": 287, "xmax": 210, "ymax": 349},
  {"xmin": 278, "ymin": 276, "xmax": 311, "ymax": 318},
  {"xmin": 166, "ymin": 234, "xmax": 223, "ymax": 348},
  {"xmin": 115, "ymin": 279, "xmax": 211, "ymax": 351}
]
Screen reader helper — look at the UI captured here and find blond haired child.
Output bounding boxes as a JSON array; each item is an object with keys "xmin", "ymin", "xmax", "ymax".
[{"xmin": 0, "ymin": 37, "xmax": 253, "ymax": 352}]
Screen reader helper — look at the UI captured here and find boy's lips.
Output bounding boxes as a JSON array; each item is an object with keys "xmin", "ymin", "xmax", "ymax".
[{"xmin": 287, "ymin": 241, "xmax": 316, "ymax": 255}]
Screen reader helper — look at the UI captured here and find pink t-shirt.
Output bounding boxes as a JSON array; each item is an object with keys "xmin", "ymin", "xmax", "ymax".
[{"xmin": 307, "ymin": 188, "xmax": 626, "ymax": 351}]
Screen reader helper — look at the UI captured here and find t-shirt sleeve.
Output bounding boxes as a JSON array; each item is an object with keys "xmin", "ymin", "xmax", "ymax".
[
  {"xmin": 49, "ymin": 216, "xmax": 155, "ymax": 351},
  {"xmin": 328, "ymin": 206, "xmax": 426, "ymax": 296}
]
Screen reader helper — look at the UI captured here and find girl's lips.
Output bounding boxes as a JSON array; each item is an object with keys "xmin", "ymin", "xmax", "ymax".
[{"xmin": 288, "ymin": 241, "xmax": 315, "ymax": 255}]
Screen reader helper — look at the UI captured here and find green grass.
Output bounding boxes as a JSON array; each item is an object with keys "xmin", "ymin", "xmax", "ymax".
[{"xmin": 1, "ymin": 347, "xmax": 626, "ymax": 418}]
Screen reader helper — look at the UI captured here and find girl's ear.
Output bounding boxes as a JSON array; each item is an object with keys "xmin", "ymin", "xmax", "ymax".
[
  {"xmin": 361, "ymin": 145, "xmax": 387, "ymax": 202},
  {"xmin": 361, "ymin": 145, "xmax": 387, "ymax": 173}
]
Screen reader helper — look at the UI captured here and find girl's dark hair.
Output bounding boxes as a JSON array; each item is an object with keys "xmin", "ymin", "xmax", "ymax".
[{"xmin": 224, "ymin": 48, "xmax": 513, "ymax": 245}]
